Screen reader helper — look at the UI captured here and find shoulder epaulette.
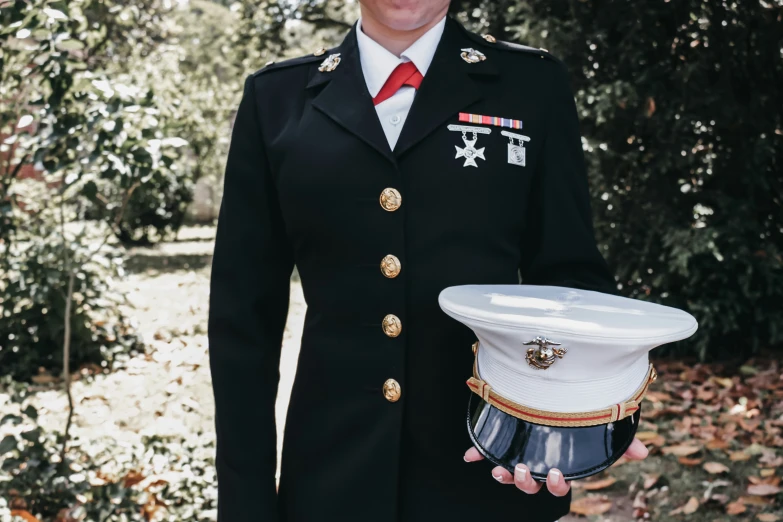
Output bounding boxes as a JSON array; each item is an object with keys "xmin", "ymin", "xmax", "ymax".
[
  {"xmin": 252, "ymin": 47, "xmax": 335, "ymax": 77},
  {"xmin": 462, "ymin": 29, "xmax": 560, "ymax": 63}
]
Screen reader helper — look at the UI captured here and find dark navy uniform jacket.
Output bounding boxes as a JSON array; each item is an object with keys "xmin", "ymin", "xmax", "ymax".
[{"xmin": 208, "ymin": 16, "xmax": 615, "ymax": 522}]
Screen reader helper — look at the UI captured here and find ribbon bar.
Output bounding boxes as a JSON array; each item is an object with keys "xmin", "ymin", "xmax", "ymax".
[{"xmin": 459, "ymin": 113, "xmax": 523, "ymax": 129}]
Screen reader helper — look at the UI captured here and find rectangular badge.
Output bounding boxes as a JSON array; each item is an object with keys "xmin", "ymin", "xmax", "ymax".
[{"xmin": 458, "ymin": 113, "xmax": 523, "ymax": 130}]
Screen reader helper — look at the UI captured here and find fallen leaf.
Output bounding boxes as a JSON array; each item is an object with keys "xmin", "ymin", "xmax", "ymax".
[
  {"xmin": 635, "ymin": 430, "xmax": 666, "ymax": 446},
  {"xmin": 706, "ymin": 438, "xmax": 730, "ymax": 450},
  {"xmin": 748, "ymin": 475, "xmax": 781, "ymax": 485},
  {"xmin": 747, "ymin": 484, "xmax": 781, "ymax": 496},
  {"xmin": 726, "ymin": 500, "xmax": 747, "ymax": 515},
  {"xmin": 710, "ymin": 493, "xmax": 730, "ymax": 504},
  {"xmin": 729, "ymin": 451, "xmax": 751, "ymax": 461},
  {"xmin": 678, "ymin": 456, "xmax": 703, "ymax": 466},
  {"xmin": 758, "ymin": 514, "xmax": 781, "ymax": 522},
  {"xmin": 703, "ymin": 461, "xmax": 730, "ymax": 474},
  {"xmin": 740, "ymin": 495, "xmax": 774, "ymax": 506},
  {"xmin": 682, "ymin": 497, "xmax": 699, "ymax": 514},
  {"xmin": 645, "ymin": 97, "xmax": 656, "ymax": 117},
  {"xmin": 662, "ymin": 444, "xmax": 701, "ymax": 456},
  {"xmin": 582, "ymin": 476, "xmax": 617, "ymax": 491},
  {"xmin": 646, "ymin": 391, "xmax": 672, "ymax": 402},
  {"xmin": 570, "ymin": 495, "xmax": 613, "ymax": 516},
  {"xmin": 123, "ymin": 470, "xmax": 145, "ymax": 488},
  {"xmin": 31, "ymin": 373, "xmax": 58, "ymax": 384},
  {"xmin": 9, "ymin": 511, "xmax": 40, "ymax": 522},
  {"xmin": 643, "ymin": 473, "xmax": 661, "ymax": 489},
  {"xmin": 670, "ymin": 496, "xmax": 700, "ymax": 515},
  {"xmin": 760, "ymin": 469, "xmax": 776, "ymax": 478},
  {"xmin": 760, "ymin": 454, "xmax": 783, "ymax": 467},
  {"xmin": 711, "ymin": 376, "xmax": 734, "ymax": 388}
]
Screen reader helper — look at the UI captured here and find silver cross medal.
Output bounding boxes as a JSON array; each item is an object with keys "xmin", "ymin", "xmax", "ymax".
[{"xmin": 448, "ymin": 124, "xmax": 491, "ymax": 167}]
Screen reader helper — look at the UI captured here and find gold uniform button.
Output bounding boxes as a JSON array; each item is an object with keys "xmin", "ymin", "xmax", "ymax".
[
  {"xmin": 382, "ymin": 314, "xmax": 402, "ymax": 338},
  {"xmin": 380, "ymin": 254, "xmax": 401, "ymax": 278},
  {"xmin": 482, "ymin": 34, "xmax": 496, "ymax": 43},
  {"xmin": 383, "ymin": 378, "xmax": 401, "ymax": 402},
  {"xmin": 380, "ymin": 188, "xmax": 401, "ymax": 212},
  {"xmin": 313, "ymin": 47, "xmax": 327, "ymax": 56}
]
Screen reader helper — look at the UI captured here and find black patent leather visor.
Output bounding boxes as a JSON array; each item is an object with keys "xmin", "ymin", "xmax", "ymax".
[{"xmin": 467, "ymin": 393, "xmax": 641, "ymax": 481}]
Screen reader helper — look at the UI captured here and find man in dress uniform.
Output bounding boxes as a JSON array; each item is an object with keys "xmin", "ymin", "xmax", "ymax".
[{"xmin": 208, "ymin": 1, "xmax": 648, "ymax": 521}]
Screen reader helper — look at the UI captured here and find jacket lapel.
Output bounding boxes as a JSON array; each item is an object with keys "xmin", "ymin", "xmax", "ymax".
[
  {"xmin": 308, "ymin": 25, "xmax": 396, "ymax": 165},
  {"xmin": 393, "ymin": 18, "xmax": 499, "ymax": 158}
]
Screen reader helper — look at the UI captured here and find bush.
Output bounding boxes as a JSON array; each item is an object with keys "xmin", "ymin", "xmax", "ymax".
[
  {"xmin": 0, "ymin": 0, "xmax": 221, "ymax": 378},
  {"xmin": 0, "ymin": 220, "xmax": 141, "ymax": 381},
  {"xmin": 0, "ymin": 382, "xmax": 217, "ymax": 521}
]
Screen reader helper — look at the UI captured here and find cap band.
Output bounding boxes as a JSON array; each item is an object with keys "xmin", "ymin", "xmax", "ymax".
[{"xmin": 466, "ymin": 344, "xmax": 657, "ymax": 428}]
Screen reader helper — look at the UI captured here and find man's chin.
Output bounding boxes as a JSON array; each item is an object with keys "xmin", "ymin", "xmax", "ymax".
[{"xmin": 378, "ymin": 14, "xmax": 435, "ymax": 33}]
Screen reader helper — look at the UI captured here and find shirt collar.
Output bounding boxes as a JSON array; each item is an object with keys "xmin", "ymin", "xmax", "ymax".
[{"xmin": 356, "ymin": 16, "xmax": 447, "ymax": 98}]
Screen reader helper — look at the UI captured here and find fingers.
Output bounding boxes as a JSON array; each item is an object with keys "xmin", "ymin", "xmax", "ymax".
[
  {"xmin": 463, "ymin": 447, "xmax": 485, "ymax": 462},
  {"xmin": 623, "ymin": 437, "xmax": 650, "ymax": 460},
  {"xmin": 545, "ymin": 468, "xmax": 570, "ymax": 496},
  {"xmin": 491, "ymin": 466, "xmax": 514, "ymax": 484},
  {"xmin": 513, "ymin": 463, "xmax": 542, "ymax": 494},
  {"xmin": 463, "ymin": 449, "xmax": 570, "ymax": 496}
]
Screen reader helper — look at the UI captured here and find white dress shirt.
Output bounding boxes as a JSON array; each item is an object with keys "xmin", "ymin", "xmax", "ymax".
[{"xmin": 356, "ymin": 16, "xmax": 446, "ymax": 150}]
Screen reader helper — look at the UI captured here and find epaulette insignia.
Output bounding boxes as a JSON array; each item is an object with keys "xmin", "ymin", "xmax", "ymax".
[
  {"xmin": 462, "ymin": 28, "xmax": 559, "ymax": 63},
  {"xmin": 253, "ymin": 52, "xmax": 330, "ymax": 77},
  {"xmin": 318, "ymin": 53, "xmax": 342, "ymax": 72}
]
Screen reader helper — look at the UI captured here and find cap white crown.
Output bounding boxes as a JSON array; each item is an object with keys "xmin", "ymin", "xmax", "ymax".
[{"xmin": 439, "ymin": 285, "xmax": 698, "ymax": 413}]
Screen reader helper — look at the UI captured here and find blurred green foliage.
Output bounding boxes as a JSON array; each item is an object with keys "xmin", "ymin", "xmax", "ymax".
[{"xmin": 0, "ymin": 0, "xmax": 240, "ymax": 379}]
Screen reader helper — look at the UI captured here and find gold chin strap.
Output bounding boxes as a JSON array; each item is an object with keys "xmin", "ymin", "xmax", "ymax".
[{"xmin": 466, "ymin": 342, "xmax": 657, "ymax": 428}]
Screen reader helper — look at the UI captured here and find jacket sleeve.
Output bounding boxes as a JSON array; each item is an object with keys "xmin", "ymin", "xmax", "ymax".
[
  {"xmin": 208, "ymin": 74, "xmax": 294, "ymax": 521},
  {"xmin": 519, "ymin": 62, "xmax": 617, "ymax": 295}
]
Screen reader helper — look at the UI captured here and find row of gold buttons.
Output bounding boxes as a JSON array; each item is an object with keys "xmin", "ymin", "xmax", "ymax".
[{"xmin": 380, "ymin": 188, "xmax": 402, "ymax": 403}]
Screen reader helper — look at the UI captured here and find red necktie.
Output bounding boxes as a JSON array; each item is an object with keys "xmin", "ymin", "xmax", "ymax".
[{"xmin": 373, "ymin": 62, "xmax": 424, "ymax": 106}]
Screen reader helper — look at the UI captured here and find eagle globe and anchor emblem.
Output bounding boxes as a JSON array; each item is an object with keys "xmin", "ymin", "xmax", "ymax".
[{"xmin": 524, "ymin": 336, "xmax": 567, "ymax": 370}]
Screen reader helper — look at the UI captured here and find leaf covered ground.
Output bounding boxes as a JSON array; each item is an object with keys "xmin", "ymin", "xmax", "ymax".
[{"xmin": 1, "ymin": 227, "xmax": 781, "ymax": 521}]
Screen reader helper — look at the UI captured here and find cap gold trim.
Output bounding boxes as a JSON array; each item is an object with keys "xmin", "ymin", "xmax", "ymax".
[{"xmin": 467, "ymin": 343, "xmax": 656, "ymax": 427}]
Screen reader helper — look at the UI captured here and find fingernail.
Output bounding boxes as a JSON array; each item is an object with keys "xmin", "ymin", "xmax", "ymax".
[
  {"xmin": 492, "ymin": 473, "xmax": 504, "ymax": 483},
  {"xmin": 514, "ymin": 465, "xmax": 527, "ymax": 481},
  {"xmin": 463, "ymin": 455, "xmax": 470, "ymax": 462},
  {"xmin": 549, "ymin": 469, "xmax": 562, "ymax": 483}
]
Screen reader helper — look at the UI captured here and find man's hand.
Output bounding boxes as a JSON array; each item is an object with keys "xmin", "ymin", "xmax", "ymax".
[{"xmin": 463, "ymin": 437, "xmax": 649, "ymax": 496}]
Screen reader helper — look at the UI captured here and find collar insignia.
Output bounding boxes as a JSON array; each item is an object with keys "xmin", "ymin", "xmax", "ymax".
[
  {"xmin": 318, "ymin": 53, "xmax": 341, "ymax": 72},
  {"xmin": 460, "ymin": 48, "xmax": 486, "ymax": 64}
]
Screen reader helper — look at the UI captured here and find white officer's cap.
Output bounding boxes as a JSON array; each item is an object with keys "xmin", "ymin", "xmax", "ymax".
[{"xmin": 439, "ymin": 284, "xmax": 698, "ymax": 480}]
